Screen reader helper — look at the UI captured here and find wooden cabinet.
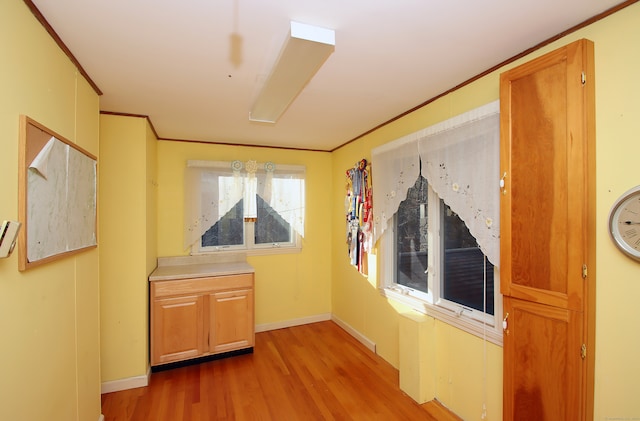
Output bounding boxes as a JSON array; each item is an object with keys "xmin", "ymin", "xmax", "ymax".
[
  {"xmin": 150, "ymin": 273, "xmax": 254, "ymax": 367},
  {"xmin": 500, "ymin": 39, "xmax": 596, "ymax": 421},
  {"xmin": 502, "ymin": 297, "xmax": 584, "ymax": 419},
  {"xmin": 209, "ymin": 288, "xmax": 254, "ymax": 354},
  {"xmin": 152, "ymin": 294, "xmax": 206, "ymax": 364}
]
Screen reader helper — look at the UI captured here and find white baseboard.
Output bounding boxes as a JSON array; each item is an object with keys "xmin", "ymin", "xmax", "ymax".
[
  {"xmin": 98, "ymin": 415, "xmax": 105, "ymax": 421},
  {"xmin": 101, "ymin": 367, "xmax": 150, "ymax": 394},
  {"xmin": 331, "ymin": 315, "xmax": 377, "ymax": 353},
  {"xmin": 99, "ymin": 314, "xmax": 375, "ymax": 395},
  {"xmin": 255, "ymin": 313, "xmax": 376, "ymax": 353},
  {"xmin": 255, "ymin": 312, "xmax": 331, "ymax": 332}
]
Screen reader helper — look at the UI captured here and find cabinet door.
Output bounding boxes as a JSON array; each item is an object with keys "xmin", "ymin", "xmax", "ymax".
[
  {"xmin": 500, "ymin": 38, "xmax": 595, "ymax": 421},
  {"xmin": 151, "ymin": 295, "xmax": 205, "ymax": 365},
  {"xmin": 503, "ymin": 297, "xmax": 584, "ymax": 421},
  {"xmin": 209, "ymin": 289, "xmax": 254, "ymax": 354},
  {"xmin": 500, "ymin": 39, "xmax": 594, "ymax": 312}
]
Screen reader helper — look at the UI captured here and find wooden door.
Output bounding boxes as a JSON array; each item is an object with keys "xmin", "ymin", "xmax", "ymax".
[
  {"xmin": 500, "ymin": 39, "xmax": 596, "ymax": 421},
  {"xmin": 503, "ymin": 297, "xmax": 584, "ymax": 420},
  {"xmin": 151, "ymin": 294, "xmax": 205, "ymax": 365},
  {"xmin": 209, "ymin": 288, "xmax": 255, "ymax": 354}
]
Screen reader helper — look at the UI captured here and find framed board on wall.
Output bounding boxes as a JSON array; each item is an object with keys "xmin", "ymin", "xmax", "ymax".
[{"xmin": 18, "ymin": 115, "xmax": 97, "ymax": 271}]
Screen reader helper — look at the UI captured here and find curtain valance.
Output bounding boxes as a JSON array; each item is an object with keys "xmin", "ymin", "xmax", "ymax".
[
  {"xmin": 371, "ymin": 101, "xmax": 500, "ymax": 266},
  {"xmin": 183, "ymin": 160, "xmax": 305, "ymax": 250}
]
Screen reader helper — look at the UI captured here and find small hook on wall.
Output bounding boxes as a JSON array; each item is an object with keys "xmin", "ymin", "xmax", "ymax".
[{"xmin": 0, "ymin": 220, "xmax": 21, "ymax": 258}]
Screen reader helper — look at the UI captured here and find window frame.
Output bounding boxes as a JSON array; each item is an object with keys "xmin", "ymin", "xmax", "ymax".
[
  {"xmin": 191, "ymin": 218, "xmax": 302, "ymax": 256},
  {"xmin": 186, "ymin": 161, "xmax": 305, "ymax": 257},
  {"xmin": 380, "ymin": 186, "xmax": 503, "ymax": 345}
]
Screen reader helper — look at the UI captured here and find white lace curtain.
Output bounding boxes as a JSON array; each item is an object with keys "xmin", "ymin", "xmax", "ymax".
[
  {"xmin": 371, "ymin": 101, "xmax": 500, "ymax": 267},
  {"xmin": 183, "ymin": 160, "xmax": 305, "ymax": 250}
]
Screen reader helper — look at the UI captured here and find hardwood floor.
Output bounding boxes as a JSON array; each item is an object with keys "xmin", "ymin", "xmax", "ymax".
[{"xmin": 101, "ymin": 321, "xmax": 461, "ymax": 420}]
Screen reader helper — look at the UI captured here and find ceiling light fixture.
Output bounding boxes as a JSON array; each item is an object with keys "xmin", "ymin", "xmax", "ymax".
[{"xmin": 249, "ymin": 21, "xmax": 335, "ymax": 123}]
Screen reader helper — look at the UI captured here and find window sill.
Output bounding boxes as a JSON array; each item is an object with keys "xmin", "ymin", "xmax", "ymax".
[
  {"xmin": 191, "ymin": 245, "xmax": 302, "ymax": 257},
  {"xmin": 380, "ymin": 287, "xmax": 503, "ymax": 346}
]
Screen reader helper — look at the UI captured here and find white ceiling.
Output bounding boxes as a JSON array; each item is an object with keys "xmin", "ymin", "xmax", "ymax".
[{"xmin": 31, "ymin": 0, "xmax": 624, "ymax": 151}]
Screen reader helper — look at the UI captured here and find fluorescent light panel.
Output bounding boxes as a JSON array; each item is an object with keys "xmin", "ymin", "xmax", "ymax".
[{"xmin": 249, "ymin": 21, "xmax": 335, "ymax": 123}]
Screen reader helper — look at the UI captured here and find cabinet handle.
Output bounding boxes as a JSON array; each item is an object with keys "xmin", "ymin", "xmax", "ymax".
[
  {"xmin": 500, "ymin": 172, "xmax": 507, "ymax": 195},
  {"xmin": 503, "ymin": 312, "xmax": 509, "ymax": 335}
]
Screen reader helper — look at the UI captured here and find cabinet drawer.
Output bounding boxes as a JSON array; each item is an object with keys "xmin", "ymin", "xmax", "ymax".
[{"xmin": 151, "ymin": 273, "xmax": 254, "ymax": 298}]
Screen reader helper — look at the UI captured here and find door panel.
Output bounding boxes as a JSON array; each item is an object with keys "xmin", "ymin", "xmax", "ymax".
[
  {"xmin": 503, "ymin": 297, "xmax": 583, "ymax": 421},
  {"xmin": 209, "ymin": 289, "xmax": 254, "ymax": 353},
  {"xmin": 510, "ymin": 60, "xmax": 568, "ymax": 296},
  {"xmin": 152, "ymin": 295, "xmax": 205, "ymax": 364},
  {"xmin": 500, "ymin": 40, "xmax": 590, "ymax": 312}
]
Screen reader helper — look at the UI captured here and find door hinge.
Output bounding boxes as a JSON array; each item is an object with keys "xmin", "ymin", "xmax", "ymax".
[
  {"xmin": 581, "ymin": 72, "xmax": 586, "ymax": 85},
  {"xmin": 581, "ymin": 344, "xmax": 587, "ymax": 359},
  {"xmin": 582, "ymin": 264, "xmax": 588, "ymax": 279}
]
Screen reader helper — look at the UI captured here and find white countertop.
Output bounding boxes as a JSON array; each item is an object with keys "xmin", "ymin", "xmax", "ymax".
[{"xmin": 148, "ymin": 253, "xmax": 254, "ymax": 281}]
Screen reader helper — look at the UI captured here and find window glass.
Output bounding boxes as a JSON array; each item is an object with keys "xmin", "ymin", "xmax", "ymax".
[
  {"xmin": 396, "ymin": 175, "xmax": 429, "ymax": 293},
  {"xmin": 394, "ymin": 173, "xmax": 494, "ymax": 314},
  {"xmin": 200, "ymin": 194, "xmax": 293, "ymax": 247},
  {"xmin": 255, "ymin": 194, "xmax": 292, "ymax": 244},
  {"xmin": 441, "ymin": 204, "xmax": 494, "ymax": 315},
  {"xmin": 201, "ymin": 199, "xmax": 244, "ymax": 247}
]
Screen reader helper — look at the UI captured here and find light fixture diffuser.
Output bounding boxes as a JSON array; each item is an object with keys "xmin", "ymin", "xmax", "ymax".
[{"xmin": 249, "ymin": 21, "xmax": 335, "ymax": 123}]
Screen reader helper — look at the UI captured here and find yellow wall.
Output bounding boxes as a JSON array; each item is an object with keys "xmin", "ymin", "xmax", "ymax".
[
  {"xmin": 586, "ymin": 5, "xmax": 640, "ymax": 418},
  {"xmin": 331, "ymin": 3, "xmax": 640, "ymax": 420},
  {"xmin": 2, "ymin": 0, "xmax": 639, "ymax": 419},
  {"xmin": 99, "ymin": 114, "xmax": 158, "ymax": 383},
  {"xmin": 0, "ymin": 1, "xmax": 101, "ymax": 420},
  {"xmin": 156, "ymin": 141, "xmax": 333, "ymax": 325}
]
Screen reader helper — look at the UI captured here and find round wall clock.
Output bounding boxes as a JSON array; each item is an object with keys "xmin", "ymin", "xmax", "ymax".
[{"xmin": 609, "ymin": 185, "xmax": 640, "ymax": 262}]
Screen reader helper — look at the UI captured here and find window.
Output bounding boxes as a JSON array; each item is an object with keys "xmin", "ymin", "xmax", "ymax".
[
  {"xmin": 382, "ymin": 176, "xmax": 501, "ymax": 343},
  {"xmin": 372, "ymin": 101, "xmax": 502, "ymax": 344},
  {"xmin": 184, "ymin": 160, "xmax": 305, "ymax": 255},
  {"xmin": 440, "ymin": 201, "xmax": 494, "ymax": 316},
  {"xmin": 392, "ymin": 172, "xmax": 495, "ymax": 313}
]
